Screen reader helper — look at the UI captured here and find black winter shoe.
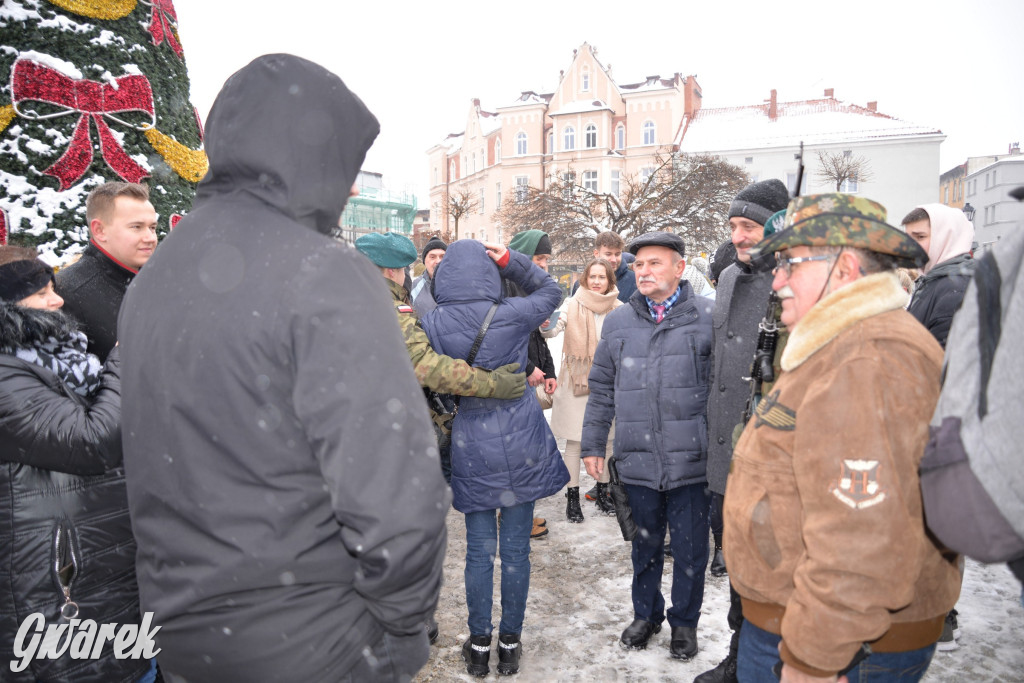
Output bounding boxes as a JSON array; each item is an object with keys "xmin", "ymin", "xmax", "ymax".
[
  {"xmin": 595, "ymin": 482, "xmax": 616, "ymax": 515},
  {"xmin": 497, "ymin": 633, "xmax": 521, "ymax": 675},
  {"xmin": 566, "ymin": 487, "xmax": 584, "ymax": 523},
  {"xmin": 462, "ymin": 634, "xmax": 491, "ymax": 677},
  {"xmin": 585, "ymin": 484, "xmax": 599, "ymax": 501},
  {"xmin": 426, "ymin": 615, "xmax": 439, "ymax": 644},
  {"xmin": 694, "ymin": 652, "xmax": 738, "ymax": 683},
  {"xmin": 670, "ymin": 626, "xmax": 698, "ymax": 660},
  {"xmin": 620, "ymin": 618, "xmax": 661, "ymax": 650},
  {"xmin": 710, "ymin": 546, "xmax": 727, "ymax": 577}
]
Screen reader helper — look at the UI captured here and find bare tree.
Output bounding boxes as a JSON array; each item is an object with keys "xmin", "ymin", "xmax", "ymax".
[
  {"xmin": 816, "ymin": 150, "xmax": 874, "ymax": 192},
  {"xmin": 446, "ymin": 188, "xmax": 476, "ymax": 240},
  {"xmin": 495, "ymin": 152, "xmax": 748, "ymax": 262}
]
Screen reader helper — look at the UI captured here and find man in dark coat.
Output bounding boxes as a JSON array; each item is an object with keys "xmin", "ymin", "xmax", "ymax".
[
  {"xmin": 117, "ymin": 54, "xmax": 449, "ymax": 682},
  {"xmin": 55, "ymin": 181, "xmax": 158, "ymax": 360},
  {"xmin": 411, "ymin": 235, "xmax": 446, "ymax": 315},
  {"xmin": 903, "ymin": 203, "xmax": 975, "ymax": 348},
  {"xmin": 699, "ymin": 179, "xmax": 790, "ymax": 683},
  {"xmin": 582, "ymin": 231, "xmax": 713, "ymax": 661}
]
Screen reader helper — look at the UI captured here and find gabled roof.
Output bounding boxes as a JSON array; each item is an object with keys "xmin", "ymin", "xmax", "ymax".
[
  {"xmin": 479, "ymin": 110, "xmax": 502, "ymax": 136},
  {"xmin": 678, "ymin": 97, "xmax": 943, "ymax": 152}
]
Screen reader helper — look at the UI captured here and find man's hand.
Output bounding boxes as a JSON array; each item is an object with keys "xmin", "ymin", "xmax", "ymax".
[
  {"xmin": 490, "ymin": 363, "xmax": 527, "ymax": 400},
  {"xmin": 583, "ymin": 455, "xmax": 604, "ymax": 479},
  {"xmin": 544, "ymin": 378, "xmax": 557, "ymax": 394},
  {"xmin": 482, "ymin": 242, "xmax": 508, "ymax": 264},
  {"xmin": 780, "ymin": 663, "xmax": 846, "ymax": 683},
  {"xmin": 527, "ymin": 367, "xmax": 545, "ymax": 387}
]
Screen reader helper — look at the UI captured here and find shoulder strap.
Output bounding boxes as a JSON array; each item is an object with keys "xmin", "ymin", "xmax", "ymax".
[{"xmin": 466, "ymin": 303, "xmax": 499, "ymax": 367}]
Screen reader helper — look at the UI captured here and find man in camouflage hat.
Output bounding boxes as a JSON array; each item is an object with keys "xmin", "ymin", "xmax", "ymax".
[{"xmin": 723, "ymin": 194, "xmax": 962, "ymax": 682}]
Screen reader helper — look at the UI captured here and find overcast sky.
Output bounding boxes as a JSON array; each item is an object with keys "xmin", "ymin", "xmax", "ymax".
[{"xmin": 174, "ymin": 0, "xmax": 1023, "ymax": 206}]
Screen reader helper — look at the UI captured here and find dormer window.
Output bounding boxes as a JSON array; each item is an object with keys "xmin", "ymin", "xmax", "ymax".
[{"xmin": 581, "ymin": 68, "xmax": 590, "ymax": 92}]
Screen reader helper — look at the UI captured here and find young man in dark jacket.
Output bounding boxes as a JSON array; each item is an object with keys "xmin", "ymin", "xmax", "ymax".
[
  {"xmin": 903, "ymin": 203, "xmax": 975, "ymax": 348},
  {"xmin": 582, "ymin": 231, "xmax": 713, "ymax": 661},
  {"xmin": 55, "ymin": 181, "xmax": 158, "ymax": 360},
  {"xmin": 117, "ymin": 54, "xmax": 448, "ymax": 682}
]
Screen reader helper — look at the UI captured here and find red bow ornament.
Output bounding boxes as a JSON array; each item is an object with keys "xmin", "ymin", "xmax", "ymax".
[
  {"xmin": 11, "ymin": 58, "xmax": 155, "ymax": 190},
  {"xmin": 141, "ymin": 0, "xmax": 184, "ymax": 58}
]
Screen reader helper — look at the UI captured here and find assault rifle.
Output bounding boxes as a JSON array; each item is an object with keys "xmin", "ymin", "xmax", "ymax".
[{"xmin": 740, "ymin": 142, "xmax": 803, "ymax": 425}]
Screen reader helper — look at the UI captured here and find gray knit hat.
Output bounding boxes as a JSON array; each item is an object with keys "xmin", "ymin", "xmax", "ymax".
[{"xmin": 728, "ymin": 179, "xmax": 790, "ymax": 227}]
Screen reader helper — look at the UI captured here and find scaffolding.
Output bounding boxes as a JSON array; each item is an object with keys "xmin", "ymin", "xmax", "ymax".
[{"xmin": 336, "ymin": 184, "xmax": 418, "ymax": 243}]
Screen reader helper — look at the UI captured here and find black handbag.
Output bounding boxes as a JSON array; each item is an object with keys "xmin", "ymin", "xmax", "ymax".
[{"xmin": 606, "ymin": 457, "xmax": 638, "ymax": 542}]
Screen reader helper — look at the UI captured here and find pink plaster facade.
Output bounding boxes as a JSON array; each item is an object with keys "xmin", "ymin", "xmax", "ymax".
[{"xmin": 426, "ymin": 42, "xmax": 702, "ymax": 244}]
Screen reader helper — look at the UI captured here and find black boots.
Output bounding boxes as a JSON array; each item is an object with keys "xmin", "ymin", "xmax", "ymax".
[
  {"xmin": 462, "ymin": 634, "xmax": 491, "ymax": 677},
  {"xmin": 710, "ymin": 544, "xmax": 727, "ymax": 577},
  {"xmin": 497, "ymin": 633, "xmax": 521, "ymax": 675},
  {"xmin": 694, "ymin": 652, "xmax": 739, "ymax": 683},
  {"xmin": 620, "ymin": 618, "xmax": 661, "ymax": 649},
  {"xmin": 669, "ymin": 626, "xmax": 698, "ymax": 660},
  {"xmin": 594, "ymin": 482, "xmax": 616, "ymax": 515},
  {"xmin": 566, "ymin": 487, "xmax": 584, "ymax": 523}
]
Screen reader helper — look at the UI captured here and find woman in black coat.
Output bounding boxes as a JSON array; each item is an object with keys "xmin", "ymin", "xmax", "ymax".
[{"xmin": 0, "ymin": 246, "xmax": 154, "ymax": 683}]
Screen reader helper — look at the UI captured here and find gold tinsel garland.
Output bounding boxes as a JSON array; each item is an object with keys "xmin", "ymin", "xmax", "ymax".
[
  {"xmin": 0, "ymin": 105, "xmax": 14, "ymax": 134},
  {"xmin": 47, "ymin": 0, "xmax": 137, "ymax": 20},
  {"xmin": 144, "ymin": 127, "xmax": 208, "ymax": 182}
]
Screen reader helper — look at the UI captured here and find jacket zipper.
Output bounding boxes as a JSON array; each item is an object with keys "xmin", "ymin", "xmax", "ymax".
[{"xmin": 53, "ymin": 521, "xmax": 80, "ymax": 620}]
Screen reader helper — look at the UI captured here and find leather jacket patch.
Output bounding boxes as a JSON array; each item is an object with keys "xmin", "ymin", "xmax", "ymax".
[{"xmin": 753, "ymin": 390, "xmax": 796, "ymax": 431}]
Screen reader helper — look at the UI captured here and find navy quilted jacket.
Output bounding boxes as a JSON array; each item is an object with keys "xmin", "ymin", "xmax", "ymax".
[
  {"xmin": 582, "ymin": 284, "xmax": 713, "ymax": 491},
  {"xmin": 422, "ymin": 242, "xmax": 569, "ymax": 513}
]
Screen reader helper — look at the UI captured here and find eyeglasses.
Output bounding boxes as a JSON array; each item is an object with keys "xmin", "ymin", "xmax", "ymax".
[{"xmin": 773, "ymin": 252, "xmax": 834, "ymax": 277}]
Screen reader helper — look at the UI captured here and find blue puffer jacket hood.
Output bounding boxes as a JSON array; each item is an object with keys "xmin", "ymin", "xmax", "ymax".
[{"xmin": 423, "ymin": 242, "xmax": 569, "ymax": 513}]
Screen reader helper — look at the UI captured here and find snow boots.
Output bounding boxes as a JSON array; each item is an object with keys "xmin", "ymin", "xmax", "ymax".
[
  {"xmin": 566, "ymin": 487, "xmax": 584, "ymax": 523},
  {"xmin": 695, "ymin": 652, "xmax": 739, "ymax": 683},
  {"xmin": 462, "ymin": 634, "xmax": 491, "ymax": 677},
  {"xmin": 710, "ymin": 543, "xmax": 727, "ymax": 577},
  {"xmin": 594, "ymin": 482, "xmax": 616, "ymax": 515},
  {"xmin": 497, "ymin": 633, "xmax": 522, "ymax": 675}
]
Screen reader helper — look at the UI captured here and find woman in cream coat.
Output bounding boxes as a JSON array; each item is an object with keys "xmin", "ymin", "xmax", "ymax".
[{"xmin": 543, "ymin": 258, "xmax": 622, "ymax": 522}]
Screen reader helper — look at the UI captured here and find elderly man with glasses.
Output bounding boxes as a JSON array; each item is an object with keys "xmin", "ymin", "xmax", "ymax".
[{"xmin": 722, "ymin": 193, "xmax": 963, "ymax": 683}]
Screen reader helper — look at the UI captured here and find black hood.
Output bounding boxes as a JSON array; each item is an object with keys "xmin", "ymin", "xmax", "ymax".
[
  {"xmin": 196, "ymin": 54, "xmax": 380, "ymax": 234},
  {"xmin": 0, "ymin": 300, "xmax": 79, "ymax": 352}
]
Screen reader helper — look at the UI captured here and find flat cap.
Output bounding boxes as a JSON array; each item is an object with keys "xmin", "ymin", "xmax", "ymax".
[
  {"xmin": 627, "ymin": 231, "xmax": 685, "ymax": 258},
  {"xmin": 354, "ymin": 232, "xmax": 418, "ymax": 269},
  {"xmin": 753, "ymin": 193, "xmax": 928, "ymax": 269}
]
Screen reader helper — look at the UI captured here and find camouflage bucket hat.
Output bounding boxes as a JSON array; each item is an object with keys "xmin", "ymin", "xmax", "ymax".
[{"xmin": 752, "ymin": 193, "xmax": 928, "ymax": 269}]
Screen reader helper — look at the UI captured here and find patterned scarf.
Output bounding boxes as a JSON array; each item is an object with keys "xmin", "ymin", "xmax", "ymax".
[
  {"xmin": 0, "ymin": 304, "xmax": 103, "ymax": 397},
  {"xmin": 562, "ymin": 285, "xmax": 621, "ymax": 396}
]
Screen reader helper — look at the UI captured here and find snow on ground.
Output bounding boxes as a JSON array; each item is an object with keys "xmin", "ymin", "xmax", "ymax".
[
  {"xmin": 414, "ymin": 331, "xmax": 1024, "ymax": 682},
  {"xmin": 416, "ymin": 488, "xmax": 1024, "ymax": 683}
]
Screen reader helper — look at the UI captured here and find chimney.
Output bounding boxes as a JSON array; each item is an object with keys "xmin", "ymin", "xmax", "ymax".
[
  {"xmin": 473, "ymin": 98, "xmax": 480, "ymax": 108},
  {"xmin": 768, "ymin": 89, "xmax": 778, "ymax": 120},
  {"xmin": 1010, "ymin": 142, "xmax": 1021, "ymax": 155},
  {"xmin": 824, "ymin": 88, "xmax": 834, "ymax": 98},
  {"xmin": 867, "ymin": 101, "xmax": 877, "ymax": 111}
]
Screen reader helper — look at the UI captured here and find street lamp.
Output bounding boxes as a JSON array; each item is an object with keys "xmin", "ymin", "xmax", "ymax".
[{"xmin": 962, "ymin": 202, "xmax": 976, "ymax": 222}]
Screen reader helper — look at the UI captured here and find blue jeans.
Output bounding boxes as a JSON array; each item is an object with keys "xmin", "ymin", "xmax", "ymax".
[
  {"xmin": 623, "ymin": 482, "xmax": 709, "ymax": 628},
  {"xmin": 738, "ymin": 619, "xmax": 936, "ymax": 682},
  {"xmin": 464, "ymin": 501, "xmax": 535, "ymax": 636}
]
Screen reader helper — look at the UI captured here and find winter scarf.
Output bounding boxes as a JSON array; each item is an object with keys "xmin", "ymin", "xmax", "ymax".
[
  {"xmin": 0, "ymin": 301, "xmax": 103, "ymax": 397},
  {"xmin": 563, "ymin": 285, "xmax": 620, "ymax": 395}
]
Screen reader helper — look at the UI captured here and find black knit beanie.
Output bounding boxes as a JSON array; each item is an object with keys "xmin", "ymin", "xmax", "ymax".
[
  {"xmin": 729, "ymin": 179, "xmax": 790, "ymax": 227},
  {"xmin": 421, "ymin": 236, "xmax": 447, "ymax": 264},
  {"xmin": 535, "ymin": 233, "xmax": 552, "ymax": 256},
  {"xmin": 0, "ymin": 254, "xmax": 53, "ymax": 302},
  {"xmin": 709, "ymin": 240, "xmax": 737, "ymax": 284}
]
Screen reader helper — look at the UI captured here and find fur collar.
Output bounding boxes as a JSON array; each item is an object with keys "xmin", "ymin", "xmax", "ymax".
[
  {"xmin": 781, "ymin": 272, "xmax": 908, "ymax": 371},
  {"xmin": 0, "ymin": 300, "xmax": 80, "ymax": 352}
]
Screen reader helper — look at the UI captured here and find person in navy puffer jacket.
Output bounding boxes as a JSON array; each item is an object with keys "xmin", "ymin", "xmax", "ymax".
[
  {"xmin": 422, "ymin": 240, "xmax": 569, "ymax": 676},
  {"xmin": 581, "ymin": 231, "xmax": 713, "ymax": 661}
]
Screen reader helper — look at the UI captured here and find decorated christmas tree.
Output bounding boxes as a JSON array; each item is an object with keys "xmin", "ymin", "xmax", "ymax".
[{"xmin": 0, "ymin": 0, "xmax": 206, "ymax": 261}]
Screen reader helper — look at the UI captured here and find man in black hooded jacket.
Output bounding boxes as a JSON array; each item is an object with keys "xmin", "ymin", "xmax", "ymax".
[{"xmin": 118, "ymin": 54, "xmax": 448, "ymax": 682}]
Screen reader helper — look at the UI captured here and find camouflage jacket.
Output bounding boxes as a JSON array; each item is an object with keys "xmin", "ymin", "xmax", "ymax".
[{"xmin": 387, "ymin": 279, "xmax": 501, "ymax": 398}]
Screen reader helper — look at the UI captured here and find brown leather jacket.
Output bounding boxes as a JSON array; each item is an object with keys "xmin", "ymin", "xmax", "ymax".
[{"xmin": 724, "ymin": 273, "xmax": 962, "ymax": 677}]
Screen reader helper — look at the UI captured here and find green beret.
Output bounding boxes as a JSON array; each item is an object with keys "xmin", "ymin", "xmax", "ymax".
[
  {"xmin": 753, "ymin": 193, "xmax": 928, "ymax": 269},
  {"xmin": 764, "ymin": 209, "xmax": 787, "ymax": 238},
  {"xmin": 354, "ymin": 232, "xmax": 417, "ymax": 268}
]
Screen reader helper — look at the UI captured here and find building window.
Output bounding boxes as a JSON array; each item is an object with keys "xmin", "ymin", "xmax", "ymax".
[
  {"xmin": 640, "ymin": 166, "xmax": 654, "ymax": 183},
  {"xmin": 643, "ymin": 121, "xmax": 656, "ymax": 146},
  {"xmin": 434, "ymin": 167, "xmax": 438, "ymax": 185},
  {"xmin": 942, "ymin": 186, "xmax": 948, "ymax": 204},
  {"xmin": 547, "ymin": 131, "xmax": 554, "ymax": 153},
  {"xmin": 494, "ymin": 139, "xmax": 501, "ymax": 163},
  {"xmin": 515, "ymin": 176, "xmax": 529, "ymax": 203},
  {"xmin": 479, "ymin": 189, "xmax": 485, "ymax": 214},
  {"xmin": 495, "ymin": 182, "xmax": 501, "ymax": 209},
  {"xmin": 562, "ymin": 171, "xmax": 576, "ymax": 199},
  {"xmin": 585, "ymin": 124, "xmax": 597, "ymax": 149},
  {"xmin": 611, "ymin": 169, "xmax": 620, "ymax": 196},
  {"xmin": 840, "ymin": 176, "xmax": 859, "ymax": 193},
  {"xmin": 564, "ymin": 126, "xmax": 576, "ymax": 151},
  {"xmin": 516, "ymin": 132, "xmax": 527, "ymax": 156},
  {"xmin": 450, "ymin": 161, "xmax": 456, "ymax": 179},
  {"xmin": 582, "ymin": 170, "xmax": 598, "ymax": 192},
  {"xmin": 481, "ymin": 229, "xmax": 487, "ymax": 242},
  {"xmin": 581, "ymin": 68, "xmax": 590, "ymax": 92},
  {"xmin": 744, "ymin": 156, "xmax": 754, "ymax": 165},
  {"xmin": 615, "ymin": 125, "xmax": 625, "ymax": 150}
]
